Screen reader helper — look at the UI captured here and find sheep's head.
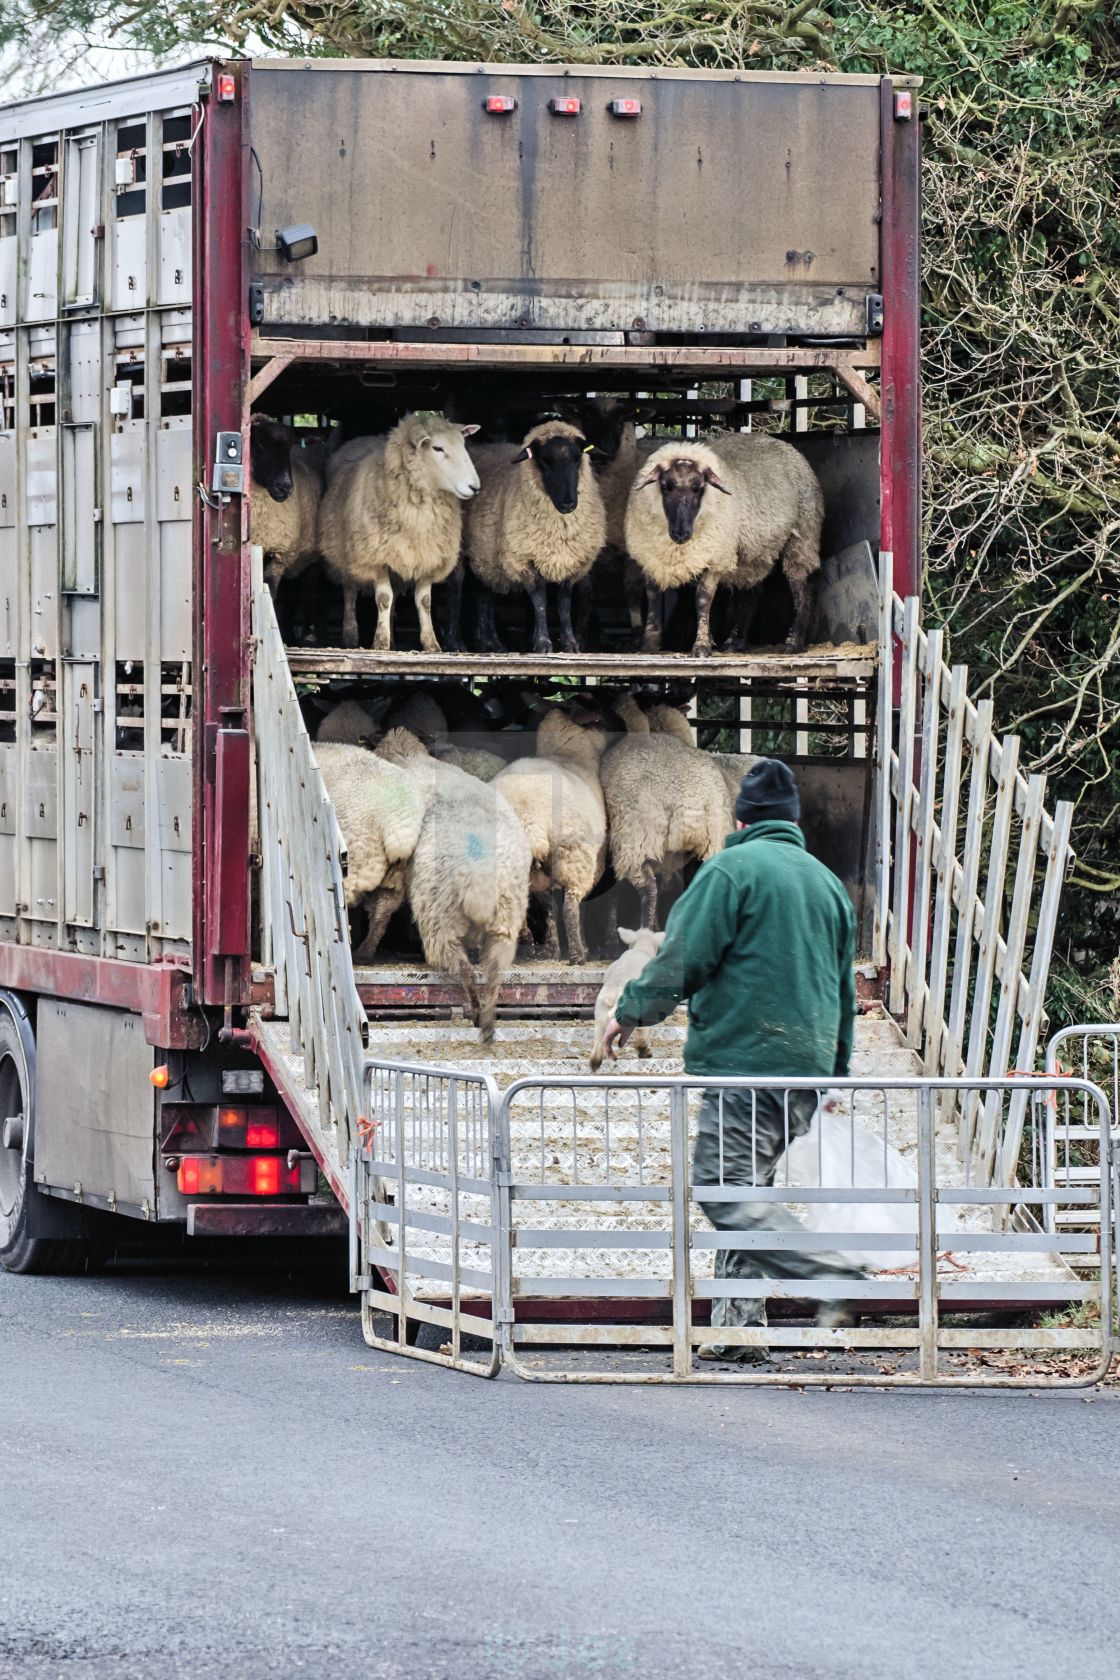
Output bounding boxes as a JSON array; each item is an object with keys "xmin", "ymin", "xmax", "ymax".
[
  {"xmin": 250, "ymin": 414, "xmax": 295, "ymax": 503},
  {"xmin": 513, "ymin": 421, "xmax": 591, "ymax": 517},
  {"xmin": 406, "ymin": 414, "xmax": 481, "ymax": 501},
  {"xmin": 377, "ymin": 727, "xmax": 429, "ymax": 764},
  {"xmin": 618, "ymin": 927, "xmax": 667, "ymax": 955},
  {"xmin": 636, "ymin": 453, "xmax": 731, "ymax": 545},
  {"xmin": 576, "ymin": 398, "xmax": 636, "ymax": 474}
]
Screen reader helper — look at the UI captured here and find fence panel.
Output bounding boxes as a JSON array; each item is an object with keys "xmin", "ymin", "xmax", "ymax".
[{"xmin": 353, "ymin": 1059, "xmax": 504, "ymax": 1378}]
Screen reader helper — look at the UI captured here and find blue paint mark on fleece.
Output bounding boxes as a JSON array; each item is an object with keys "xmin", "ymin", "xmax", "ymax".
[{"xmin": 464, "ymin": 832, "xmax": 490, "ymax": 861}]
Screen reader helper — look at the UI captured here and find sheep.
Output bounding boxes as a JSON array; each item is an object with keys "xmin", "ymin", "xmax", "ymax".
[
  {"xmin": 465, "ymin": 419, "xmax": 607, "ymax": 655},
  {"xmin": 637, "ymin": 696, "xmax": 761, "ymax": 810},
  {"xmin": 431, "ymin": 741, "xmax": 508, "ymax": 783},
  {"xmin": 314, "ymin": 742, "xmax": 425, "ymax": 963},
  {"xmin": 577, "ymin": 398, "xmax": 637, "ymax": 552},
  {"xmin": 250, "ymin": 415, "xmax": 322, "ymax": 592},
  {"xmin": 599, "ymin": 728, "xmax": 731, "ymax": 930},
  {"xmin": 493, "ymin": 703, "xmax": 614, "ymax": 965},
  {"xmin": 315, "ymin": 699, "xmax": 384, "ymax": 747},
  {"xmin": 376, "ymin": 729, "xmax": 531, "ymax": 1040},
  {"xmin": 317, "ymin": 413, "xmax": 481, "ymax": 652},
  {"xmin": 589, "ymin": 927, "xmax": 667, "ymax": 1071},
  {"xmin": 624, "ymin": 432, "xmax": 823, "ymax": 655}
]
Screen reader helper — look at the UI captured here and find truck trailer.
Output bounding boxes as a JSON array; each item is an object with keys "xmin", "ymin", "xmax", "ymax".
[{"xmin": 0, "ymin": 60, "xmax": 1076, "ymax": 1337}]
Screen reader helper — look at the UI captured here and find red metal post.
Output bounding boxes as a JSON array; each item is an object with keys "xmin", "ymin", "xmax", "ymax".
[
  {"xmin": 193, "ymin": 64, "xmax": 252, "ymax": 1008},
  {"xmin": 879, "ymin": 77, "xmax": 923, "ymax": 610}
]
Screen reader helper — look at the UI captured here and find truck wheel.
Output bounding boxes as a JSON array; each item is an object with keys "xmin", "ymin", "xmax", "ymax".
[{"xmin": 0, "ymin": 996, "xmax": 103, "ymax": 1276}]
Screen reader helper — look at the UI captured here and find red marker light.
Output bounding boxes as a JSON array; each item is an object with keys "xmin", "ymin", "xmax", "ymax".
[
  {"xmin": 216, "ymin": 72, "xmax": 236, "ymax": 104},
  {"xmin": 246, "ymin": 1118, "xmax": 281, "ymax": 1149},
  {"xmin": 549, "ymin": 97, "xmax": 581, "ymax": 116},
  {"xmin": 484, "ymin": 95, "xmax": 517, "ymax": 115},
  {"xmin": 608, "ymin": 98, "xmax": 642, "ymax": 117},
  {"xmin": 894, "ymin": 89, "xmax": 913, "ymax": 121}
]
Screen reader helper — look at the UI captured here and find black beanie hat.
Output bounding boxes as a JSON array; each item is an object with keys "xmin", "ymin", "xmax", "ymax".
[{"xmin": 735, "ymin": 758, "xmax": 800, "ymax": 825}]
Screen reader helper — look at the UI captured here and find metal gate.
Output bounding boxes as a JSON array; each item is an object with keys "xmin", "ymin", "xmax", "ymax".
[{"xmin": 352, "ymin": 1066, "xmax": 1115, "ymax": 1388}]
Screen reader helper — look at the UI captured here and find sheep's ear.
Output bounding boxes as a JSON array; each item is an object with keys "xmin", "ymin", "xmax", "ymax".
[
  {"xmin": 511, "ymin": 444, "xmax": 533, "ymax": 464},
  {"xmin": 618, "ymin": 927, "xmax": 638, "ymax": 947},
  {"xmin": 635, "ymin": 466, "xmax": 662, "ymax": 490},
  {"xmin": 703, "ymin": 466, "xmax": 733, "ymax": 495},
  {"xmin": 416, "ymin": 433, "xmax": 433, "ymax": 451},
  {"xmin": 460, "ymin": 423, "xmax": 480, "ymax": 437}
]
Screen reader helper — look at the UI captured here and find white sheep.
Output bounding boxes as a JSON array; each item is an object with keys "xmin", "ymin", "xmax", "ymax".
[
  {"xmin": 466, "ymin": 419, "xmax": 607, "ymax": 655},
  {"xmin": 599, "ymin": 729, "xmax": 730, "ymax": 930},
  {"xmin": 249, "ymin": 415, "xmax": 322, "ymax": 592},
  {"xmin": 376, "ymin": 729, "xmax": 531, "ymax": 1040},
  {"xmin": 625, "ymin": 432, "xmax": 823, "ymax": 655},
  {"xmin": 493, "ymin": 705, "xmax": 613, "ymax": 965},
  {"xmin": 317, "ymin": 413, "xmax": 480, "ymax": 653},
  {"xmin": 638, "ymin": 700, "xmax": 760, "ymax": 807},
  {"xmin": 589, "ymin": 927, "xmax": 666, "ymax": 1071},
  {"xmin": 314, "ymin": 742, "xmax": 425, "ymax": 963},
  {"xmin": 316, "ymin": 699, "xmax": 384, "ymax": 747}
]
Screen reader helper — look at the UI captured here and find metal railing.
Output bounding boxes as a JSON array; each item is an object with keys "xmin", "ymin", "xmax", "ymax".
[
  {"xmin": 875, "ymin": 563, "xmax": 1075, "ymax": 1183},
  {"xmin": 351, "ymin": 1066, "xmax": 1115, "ymax": 1388},
  {"xmin": 1044, "ymin": 1024, "xmax": 1120, "ymax": 1240},
  {"xmin": 253, "ymin": 582, "xmax": 369, "ymax": 1171}
]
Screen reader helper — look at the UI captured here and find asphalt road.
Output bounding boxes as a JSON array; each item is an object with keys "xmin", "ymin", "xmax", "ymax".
[{"xmin": 2, "ymin": 1247, "xmax": 1117, "ymax": 1680}]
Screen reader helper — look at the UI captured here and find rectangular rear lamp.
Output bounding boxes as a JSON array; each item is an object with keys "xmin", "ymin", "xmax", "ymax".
[
  {"xmin": 894, "ymin": 89, "xmax": 914, "ymax": 120},
  {"xmin": 177, "ymin": 1154, "xmax": 313, "ymax": 1196},
  {"xmin": 608, "ymin": 98, "xmax": 642, "ymax": 117},
  {"xmin": 484, "ymin": 95, "xmax": 517, "ymax": 114},
  {"xmin": 549, "ymin": 97, "xmax": 581, "ymax": 116}
]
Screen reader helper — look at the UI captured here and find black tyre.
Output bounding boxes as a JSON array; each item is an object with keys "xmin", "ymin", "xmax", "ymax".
[{"xmin": 0, "ymin": 995, "xmax": 104, "ymax": 1276}]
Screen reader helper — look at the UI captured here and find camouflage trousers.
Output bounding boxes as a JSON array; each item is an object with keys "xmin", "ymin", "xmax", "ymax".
[{"xmin": 693, "ymin": 1086, "xmax": 866, "ymax": 1346}]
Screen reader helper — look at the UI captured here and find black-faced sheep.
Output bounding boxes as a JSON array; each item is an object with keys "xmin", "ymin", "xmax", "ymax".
[
  {"xmin": 493, "ymin": 703, "xmax": 614, "ymax": 965},
  {"xmin": 317, "ymin": 413, "xmax": 481, "ymax": 653},
  {"xmin": 625, "ymin": 432, "xmax": 823, "ymax": 655},
  {"xmin": 465, "ymin": 419, "xmax": 607, "ymax": 655},
  {"xmin": 376, "ymin": 728, "xmax": 531, "ymax": 1040},
  {"xmin": 314, "ymin": 741, "xmax": 425, "ymax": 963},
  {"xmin": 250, "ymin": 415, "xmax": 322, "ymax": 593}
]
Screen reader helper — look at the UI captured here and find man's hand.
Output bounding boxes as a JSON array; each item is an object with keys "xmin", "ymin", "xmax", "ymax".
[{"xmin": 601, "ymin": 1018, "xmax": 634, "ymax": 1061}]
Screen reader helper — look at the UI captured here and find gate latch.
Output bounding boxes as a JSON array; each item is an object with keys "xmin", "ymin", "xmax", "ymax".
[{"xmin": 212, "ymin": 430, "xmax": 244, "ymax": 494}]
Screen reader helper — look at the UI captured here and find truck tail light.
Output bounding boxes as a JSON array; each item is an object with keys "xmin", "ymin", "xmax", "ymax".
[
  {"xmin": 894, "ymin": 90, "xmax": 913, "ymax": 121},
  {"xmin": 549, "ymin": 97, "xmax": 581, "ymax": 116},
  {"xmin": 608, "ymin": 98, "xmax": 641, "ymax": 118},
  {"xmin": 218, "ymin": 1105, "xmax": 282, "ymax": 1149},
  {"xmin": 484, "ymin": 95, "xmax": 516, "ymax": 115},
  {"xmin": 217, "ymin": 72, "xmax": 237, "ymax": 104},
  {"xmin": 176, "ymin": 1154, "xmax": 309, "ymax": 1196}
]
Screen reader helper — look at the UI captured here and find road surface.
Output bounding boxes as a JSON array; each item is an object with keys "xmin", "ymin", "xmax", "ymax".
[{"xmin": 2, "ymin": 1247, "xmax": 1117, "ymax": 1680}]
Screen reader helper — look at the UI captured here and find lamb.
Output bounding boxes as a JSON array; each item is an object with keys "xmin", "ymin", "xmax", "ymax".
[
  {"xmin": 314, "ymin": 742, "xmax": 425, "ymax": 962},
  {"xmin": 317, "ymin": 412, "xmax": 481, "ymax": 652},
  {"xmin": 250, "ymin": 415, "xmax": 322, "ymax": 592},
  {"xmin": 376, "ymin": 729, "xmax": 531, "ymax": 1040},
  {"xmin": 465, "ymin": 419, "xmax": 607, "ymax": 655},
  {"xmin": 589, "ymin": 928, "xmax": 667, "ymax": 1071},
  {"xmin": 624, "ymin": 432, "xmax": 823, "ymax": 655},
  {"xmin": 599, "ymin": 729, "xmax": 730, "ymax": 929},
  {"xmin": 493, "ymin": 703, "xmax": 614, "ymax": 965}
]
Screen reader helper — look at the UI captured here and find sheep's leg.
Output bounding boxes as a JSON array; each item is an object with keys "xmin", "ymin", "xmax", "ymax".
[
  {"xmin": 414, "ymin": 580, "xmax": 441, "ymax": 655},
  {"xmin": 562, "ymin": 889, "xmax": 588, "ymax": 966},
  {"xmin": 341, "ymin": 583, "xmax": 360, "ymax": 649},
  {"xmin": 477, "ymin": 933, "xmax": 515, "ymax": 1043},
  {"xmin": 722, "ymin": 583, "xmax": 762, "ymax": 654},
  {"xmin": 624, "ymin": 561, "xmax": 645, "ymax": 648},
  {"xmin": 557, "ymin": 581, "xmax": 580, "ymax": 655},
  {"xmin": 692, "ymin": 574, "xmax": 718, "ymax": 657},
  {"xmin": 783, "ymin": 560, "xmax": 818, "ymax": 652},
  {"xmin": 573, "ymin": 575, "xmax": 594, "ymax": 648},
  {"xmin": 476, "ymin": 590, "xmax": 506, "ymax": 654},
  {"xmin": 352, "ymin": 882, "xmax": 405, "ymax": 965},
  {"xmin": 639, "ymin": 864, "xmax": 659, "ymax": 931},
  {"xmin": 641, "ymin": 582, "xmax": 664, "ymax": 653},
  {"xmin": 440, "ymin": 560, "xmax": 467, "ymax": 653},
  {"xmin": 634, "ymin": 1028, "xmax": 652, "ymax": 1060},
  {"xmin": 371, "ymin": 574, "xmax": 395, "ymax": 653},
  {"xmin": 527, "ymin": 577, "xmax": 553, "ymax": 656},
  {"xmin": 541, "ymin": 891, "xmax": 561, "ymax": 962},
  {"xmin": 603, "ymin": 892, "xmax": 620, "ymax": 954}
]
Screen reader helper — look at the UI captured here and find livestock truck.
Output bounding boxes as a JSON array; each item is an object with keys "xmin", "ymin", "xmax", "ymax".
[{"xmin": 0, "ymin": 60, "xmax": 1074, "ymax": 1325}]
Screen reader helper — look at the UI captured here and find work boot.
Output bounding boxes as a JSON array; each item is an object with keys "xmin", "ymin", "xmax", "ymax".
[
  {"xmin": 697, "ymin": 1342, "xmax": 770, "ymax": 1366},
  {"xmin": 816, "ymin": 1303, "xmax": 860, "ymax": 1331}
]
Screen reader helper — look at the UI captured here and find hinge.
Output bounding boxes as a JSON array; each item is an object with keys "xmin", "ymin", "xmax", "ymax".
[
  {"xmin": 248, "ymin": 282, "xmax": 265, "ymax": 327},
  {"xmin": 866, "ymin": 293, "xmax": 884, "ymax": 337}
]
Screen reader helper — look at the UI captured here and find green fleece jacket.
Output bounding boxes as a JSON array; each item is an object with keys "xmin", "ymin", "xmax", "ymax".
[{"xmin": 615, "ymin": 822, "xmax": 856, "ymax": 1078}]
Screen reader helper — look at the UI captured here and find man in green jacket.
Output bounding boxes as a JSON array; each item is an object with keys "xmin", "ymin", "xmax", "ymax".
[{"xmin": 602, "ymin": 758, "xmax": 866, "ymax": 1364}]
